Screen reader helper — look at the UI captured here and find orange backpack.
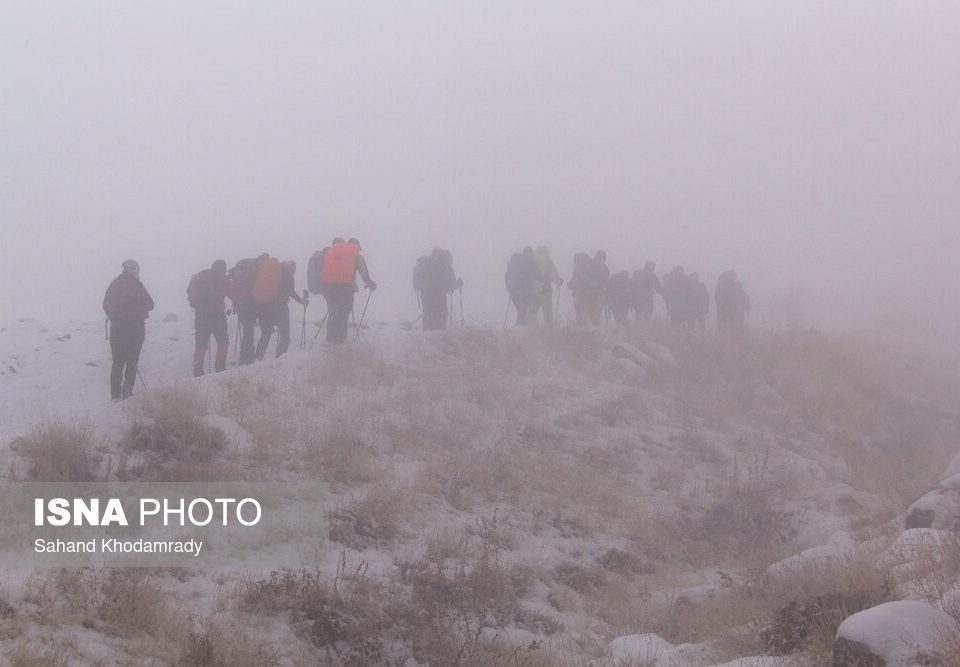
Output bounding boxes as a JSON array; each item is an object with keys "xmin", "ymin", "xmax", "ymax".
[
  {"xmin": 252, "ymin": 257, "xmax": 283, "ymax": 304},
  {"xmin": 319, "ymin": 242, "xmax": 359, "ymax": 285}
]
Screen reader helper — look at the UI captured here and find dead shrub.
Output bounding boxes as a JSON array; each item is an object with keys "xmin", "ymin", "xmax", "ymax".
[
  {"xmin": 393, "ymin": 522, "xmax": 532, "ymax": 665},
  {"xmin": 759, "ymin": 560, "xmax": 895, "ymax": 658},
  {"xmin": 597, "ymin": 548, "xmax": 655, "ymax": 577},
  {"xmin": 301, "ymin": 417, "xmax": 382, "ymax": 485},
  {"xmin": 179, "ymin": 622, "xmax": 281, "ymax": 666},
  {"xmin": 97, "ymin": 568, "xmax": 184, "ymax": 639},
  {"xmin": 694, "ymin": 450, "xmax": 798, "ymax": 563},
  {"xmin": 11, "ymin": 417, "xmax": 101, "ymax": 482},
  {"xmin": 328, "ymin": 483, "xmax": 410, "ymax": 550},
  {"xmin": 119, "ymin": 384, "xmax": 227, "ymax": 481},
  {"xmin": 239, "ymin": 554, "xmax": 390, "ymax": 665},
  {"xmin": 552, "ymin": 562, "xmax": 604, "ymax": 594}
]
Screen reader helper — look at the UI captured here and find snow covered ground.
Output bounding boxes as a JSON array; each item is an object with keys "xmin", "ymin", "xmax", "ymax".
[{"xmin": 1, "ymin": 315, "xmax": 959, "ymax": 665}]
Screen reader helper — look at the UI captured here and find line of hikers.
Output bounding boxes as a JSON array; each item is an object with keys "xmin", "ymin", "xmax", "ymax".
[
  {"xmin": 101, "ymin": 241, "xmax": 749, "ymax": 399},
  {"xmin": 505, "ymin": 248, "xmax": 750, "ymax": 332}
]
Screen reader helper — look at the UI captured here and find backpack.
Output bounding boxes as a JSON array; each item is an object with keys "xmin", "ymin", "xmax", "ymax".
[
  {"xmin": 413, "ymin": 256, "xmax": 430, "ymax": 292},
  {"xmin": 187, "ymin": 270, "xmax": 207, "ymax": 309},
  {"xmin": 252, "ymin": 257, "xmax": 282, "ymax": 304},
  {"xmin": 307, "ymin": 250, "xmax": 326, "ymax": 294},
  {"xmin": 230, "ymin": 257, "xmax": 262, "ymax": 300},
  {"xmin": 319, "ymin": 242, "xmax": 359, "ymax": 285}
]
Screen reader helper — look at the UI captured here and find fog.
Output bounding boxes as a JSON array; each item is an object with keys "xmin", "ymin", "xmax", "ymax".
[{"xmin": 2, "ymin": 2, "xmax": 958, "ymax": 359}]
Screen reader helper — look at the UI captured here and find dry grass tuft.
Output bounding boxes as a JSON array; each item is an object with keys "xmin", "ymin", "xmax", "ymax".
[
  {"xmin": 239, "ymin": 554, "xmax": 390, "ymax": 665},
  {"xmin": 328, "ymin": 483, "xmax": 412, "ymax": 550},
  {"xmin": 118, "ymin": 383, "xmax": 227, "ymax": 481},
  {"xmin": 11, "ymin": 417, "xmax": 102, "ymax": 482}
]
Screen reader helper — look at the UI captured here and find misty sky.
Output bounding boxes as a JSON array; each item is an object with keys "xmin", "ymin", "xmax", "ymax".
[{"xmin": 2, "ymin": 2, "xmax": 958, "ymax": 354}]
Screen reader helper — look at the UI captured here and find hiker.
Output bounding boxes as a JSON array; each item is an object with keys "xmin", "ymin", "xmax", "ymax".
[
  {"xmin": 568, "ymin": 252, "xmax": 603, "ymax": 327},
  {"xmin": 592, "ymin": 250, "xmax": 612, "ymax": 326},
  {"xmin": 257, "ymin": 260, "xmax": 308, "ymax": 357},
  {"xmin": 103, "ymin": 259, "xmax": 154, "ymax": 400},
  {"xmin": 248, "ymin": 256, "xmax": 285, "ymax": 360},
  {"xmin": 608, "ymin": 270, "xmax": 632, "ymax": 326},
  {"xmin": 689, "ymin": 272, "xmax": 710, "ymax": 331},
  {"xmin": 715, "ymin": 271, "xmax": 739, "ymax": 332},
  {"xmin": 229, "ymin": 253, "xmax": 269, "ymax": 365},
  {"xmin": 318, "ymin": 238, "xmax": 376, "ymax": 343},
  {"xmin": 527, "ymin": 245, "xmax": 562, "ymax": 325},
  {"xmin": 505, "ymin": 248, "xmax": 538, "ymax": 325},
  {"xmin": 662, "ymin": 266, "xmax": 689, "ymax": 327},
  {"xmin": 734, "ymin": 280, "xmax": 751, "ymax": 330},
  {"xmin": 186, "ymin": 259, "xmax": 232, "ymax": 377},
  {"xmin": 416, "ymin": 248, "xmax": 462, "ymax": 331},
  {"xmin": 630, "ymin": 261, "xmax": 661, "ymax": 322}
]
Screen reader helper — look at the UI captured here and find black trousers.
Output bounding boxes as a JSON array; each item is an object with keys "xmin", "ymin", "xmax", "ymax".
[
  {"xmin": 323, "ymin": 284, "xmax": 355, "ymax": 343},
  {"xmin": 254, "ymin": 302, "xmax": 278, "ymax": 360},
  {"xmin": 194, "ymin": 311, "xmax": 228, "ymax": 375},
  {"xmin": 110, "ymin": 321, "xmax": 145, "ymax": 399},
  {"xmin": 237, "ymin": 302, "xmax": 258, "ymax": 365},
  {"xmin": 422, "ymin": 289, "xmax": 448, "ymax": 331},
  {"xmin": 255, "ymin": 302, "xmax": 294, "ymax": 358}
]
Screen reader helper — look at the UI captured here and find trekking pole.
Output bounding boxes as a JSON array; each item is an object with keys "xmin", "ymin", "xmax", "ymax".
[
  {"xmin": 232, "ymin": 316, "xmax": 240, "ymax": 365},
  {"xmin": 105, "ymin": 317, "xmax": 110, "ymax": 341},
  {"xmin": 300, "ymin": 290, "xmax": 308, "ymax": 351},
  {"xmin": 555, "ymin": 289, "xmax": 561, "ymax": 323},
  {"xmin": 137, "ymin": 369, "xmax": 148, "ymax": 392},
  {"xmin": 310, "ymin": 311, "xmax": 329, "ymax": 346},
  {"xmin": 502, "ymin": 296, "xmax": 510, "ymax": 328},
  {"xmin": 354, "ymin": 289, "xmax": 372, "ymax": 339},
  {"xmin": 448, "ymin": 293, "xmax": 454, "ymax": 330},
  {"xmin": 459, "ymin": 286, "xmax": 464, "ymax": 328}
]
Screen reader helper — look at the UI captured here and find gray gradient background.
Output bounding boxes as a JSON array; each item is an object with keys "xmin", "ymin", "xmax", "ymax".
[{"xmin": 1, "ymin": 2, "xmax": 957, "ymax": 358}]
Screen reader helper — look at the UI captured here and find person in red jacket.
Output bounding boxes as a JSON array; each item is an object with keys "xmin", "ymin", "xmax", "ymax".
[
  {"xmin": 187, "ymin": 259, "xmax": 232, "ymax": 376},
  {"xmin": 103, "ymin": 259, "xmax": 154, "ymax": 400}
]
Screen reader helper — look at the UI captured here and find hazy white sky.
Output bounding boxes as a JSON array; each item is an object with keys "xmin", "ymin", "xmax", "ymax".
[{"xmin": 2, "ymin": 2, "xmax": 958, "ymax": 352}]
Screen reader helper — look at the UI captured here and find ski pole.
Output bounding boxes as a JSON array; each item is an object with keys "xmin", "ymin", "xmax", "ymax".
[
  {"xmin": 310, "ymin": 311, "xmax": 329, "ymax": 346},
  {"xmin": 300, "ymin": 290, "xmax": 308, "ymax": 350},
  {"xmin": 232, "ymin": 315, "xmax": 240, "ymax": 365},
  {"xmin": 355, "ymin": 289, "xmax": 372, "ymax": 339}
]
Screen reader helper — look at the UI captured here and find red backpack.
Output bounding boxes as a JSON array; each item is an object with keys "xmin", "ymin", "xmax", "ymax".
[
  {"xmin": 252, "ymin": 257, "xmax": 283, "ymax": 304},
  {"xmin": 319, "ymin": 243, "xmax": 359, "ymax": 285}
]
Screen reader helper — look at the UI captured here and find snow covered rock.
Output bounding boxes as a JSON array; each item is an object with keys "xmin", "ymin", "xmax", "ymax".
[
  {"xmin": 611, "ymin": 342, "xmax": 659, "ymax": 371},
  {"xmin": 711, "ymin": 657, "xmax": 799, "ymax": 666},
  {"xmin": 766, "ymin": 542, "xmax": 851, "ymax": 579},
  {"xmin": 639, "ymin": 341, "xmax": 678, "ymax": 370},
  {"xmin": 883, "ymin": 528, "xmax": 949, "ymax": 565},
  {"xmin": 905, "ymin": 475, "xmax": 960, "ymax": 530},
  {"xmin": 608, "ymin": 633, "xmax": 705, "ymax": 664},
  {"xmin": 833, "ymin": 600, "xmax": 959, "ymax": 666},
  {"xmin": 162, "ymin": 312, "xmax": 178, "ymax": 323}
]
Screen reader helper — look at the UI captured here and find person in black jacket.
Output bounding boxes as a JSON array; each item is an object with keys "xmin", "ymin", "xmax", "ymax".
[
  {"xmin": 418, "ymin": 248, "xmax": 462, "ymax": 331},
  {"xmin": 103, "ymin": 259, "xmax": 154, "ymax": 400},
  {"xmin": 257, "ymin": 260, "xmax": 308, "ymax": 357},
  {"xmin": 187, "ymin": 259, "xmax": 232, "ymax": 376}
]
